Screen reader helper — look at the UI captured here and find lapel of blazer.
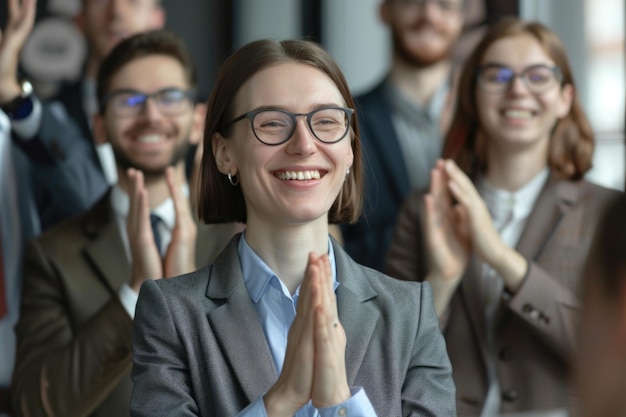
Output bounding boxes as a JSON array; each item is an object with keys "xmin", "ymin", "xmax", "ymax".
[
  {"xmin": 461, "ymin": 174, "xmax": 579, "ymax": 354},
  {"xmin": 205, "ymin": 235, "xmax": 278, "ymax": 403},
  {"xmin": 82, "ymin": 190, "xmax": 131, "ymax": 292},
  {"xmin": 332, "ymin": 239, "xmax": 380, "ymax": 385},
  {"xmin": 357, "ymin": 84, "xmax": 411, "ymax": 201},
  {"xmin": 515, "ymin": 175, "xmax": 579, "ymax": 260}
]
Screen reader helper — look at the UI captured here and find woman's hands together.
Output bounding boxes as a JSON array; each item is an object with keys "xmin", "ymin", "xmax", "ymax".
[
  {"xmin": 264, "ymin": 253, "xmax": 350, "ymax": 417},
  {"xmin": 425, "ymin": 159, "xmax": 527, "ymax": 315}
]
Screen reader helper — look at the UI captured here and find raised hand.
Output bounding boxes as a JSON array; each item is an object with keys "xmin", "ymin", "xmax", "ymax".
[
  {"xmin": 127, "ymin": 168, "xmax": 163, "ymax": 292},
  {"xmin": 424, "ymin": 159, "xmax": 470, "ymax": 285},
  {"xmin": 423, "ymin": 159, "xmax": 471, "ymax": 316},
  {"xmin": 0, "ymin": 0, "xmax": 36, "ymax": 102},
  {"xmin": 162, "ymin": 166, "xmax": 197, "ymax": 278},
  {"xmin": 443, "ymin": 159, "xmax": 527, "ymax": 293}
]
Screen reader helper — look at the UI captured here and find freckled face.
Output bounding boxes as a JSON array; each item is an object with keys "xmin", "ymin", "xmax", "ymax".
[{"xmin": 218, "ymin": 62, "xmax": 354, "ymax": 228}]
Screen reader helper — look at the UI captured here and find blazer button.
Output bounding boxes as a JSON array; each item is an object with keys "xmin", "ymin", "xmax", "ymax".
[
  {"xmin": 522, "ymin": 304, "xmax": 533, "ymax": 313},
  {"xmin": 502, "ymin": 389, "xmax": 518, "ymax": 402},
  {"xmin": 529, "ymin": 310, "xmax": 540, "ymax": 321},
  {"xmin": 499, "ymin": 347, "xmax": 512, "ymax": 361}
]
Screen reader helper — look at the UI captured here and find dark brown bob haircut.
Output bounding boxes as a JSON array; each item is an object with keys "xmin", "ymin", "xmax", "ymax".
[
  {"xmin": 96, "ymin": 30, "xmax": 197, "ymax": 113},
  {"xmin": 197, "ymin": 39, "xmax": 363, "ymax": 225},
  {"xmin": 443, "ymin": 16, "xmax": 594, "ymax": 179}
]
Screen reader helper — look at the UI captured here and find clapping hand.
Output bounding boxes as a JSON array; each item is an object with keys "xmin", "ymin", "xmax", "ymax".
[
  {"xmin": 0, "ymin": 0, "xmax": 36, "ymax": 103},
  {"xmin": 442, "ymin": 159, "xmax": 527, "ymax": 292},
  {"xmin": 424, "ymin": 159, "xmax": 471, "ymax": 287},
  {"xmin": 127, "ymin": 167, "xmax": 197, "ymax": 292}
]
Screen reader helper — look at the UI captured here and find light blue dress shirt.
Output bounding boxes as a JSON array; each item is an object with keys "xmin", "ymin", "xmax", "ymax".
[{"xmin": 235, "ymin": 233, "xmax": 377, "ymax": 417}]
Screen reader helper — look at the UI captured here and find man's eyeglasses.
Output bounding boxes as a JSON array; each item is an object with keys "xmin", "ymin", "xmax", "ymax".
[
  {"xmin": 222, "ymin": 106, "xmax": 354, "ymax": 146},
  {"xmin": 477, "ymin": 64, "xmax": 563, "ymax": 95},
  {"xmin": 100, "ymin": 88, "xmax": 196, "ymax": 117}
]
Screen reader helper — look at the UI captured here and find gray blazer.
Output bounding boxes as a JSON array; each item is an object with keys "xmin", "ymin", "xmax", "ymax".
[{"xmin": 130, "ymin": 234, "xmax": 456, "ymax": 416}]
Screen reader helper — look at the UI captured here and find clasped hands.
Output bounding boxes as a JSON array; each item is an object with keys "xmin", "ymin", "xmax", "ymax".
[
  {"xmin": 425, "ymin": 159, "xmax": 527, "ymax": 314},
  {"xmin": 127, "ymin": 167, "xmax": 197, "ymax": 292},
  {"xmin": 264, "ymin": 253, "xmax": 351, "ymax": 417}
]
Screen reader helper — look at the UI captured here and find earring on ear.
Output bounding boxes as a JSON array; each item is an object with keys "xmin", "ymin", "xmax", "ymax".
[
  {"xmin": 227, "ymin": 172, "xmax": 239, "ymax": 186},
  {"xmin": 345, "ymin": 167, "xmax": 350, "ymax": 181}
]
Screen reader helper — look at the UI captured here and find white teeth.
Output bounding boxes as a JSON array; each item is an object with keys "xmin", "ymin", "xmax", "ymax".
[
  {"xmin": 504, "ymin": 109, "xmax": 532, "ymax": 119},
  {"xmin": 276, "ymin": 170, "xmax": 321, "ymax": 181},
  {"xmin": 137, "ymin": 134, "xmax": 164, "ymax": 143}
]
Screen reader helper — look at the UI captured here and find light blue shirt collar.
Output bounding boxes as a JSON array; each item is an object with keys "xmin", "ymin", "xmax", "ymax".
[{"xmin": 239, "ymin": 232, "xmax": 338, "ymax": 303}]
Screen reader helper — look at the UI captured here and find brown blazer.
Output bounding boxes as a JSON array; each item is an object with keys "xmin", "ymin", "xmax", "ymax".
[
  {"xmin": 386, "ymin": 175, "xmax": 620, "ymax": 416},
  {"xmin": 11, "ymin": 190, "xmax": 242, "ymax": 417}
]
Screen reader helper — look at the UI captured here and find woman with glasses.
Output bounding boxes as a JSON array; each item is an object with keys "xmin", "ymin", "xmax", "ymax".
[
  {"xmin": 129, "ymin": 38, "xmax": 455, "ymax": 417},
  {"xmin": 387, "ymin": 17, "xmax": 621, "ymax": 417}
]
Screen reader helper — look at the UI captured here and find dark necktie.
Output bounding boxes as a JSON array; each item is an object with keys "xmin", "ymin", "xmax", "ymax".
[
  {"xmin": 150, "ymin": 214, "xmax": 163, "ymax": 256},
  {"xmin": 0, "ymin": 236, "xmax": 6, "ymax": 319}
]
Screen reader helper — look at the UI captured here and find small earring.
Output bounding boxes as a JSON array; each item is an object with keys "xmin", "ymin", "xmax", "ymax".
[
  {"xmin": 227, "ymin": 172, "xmax": 239, "ymax": 186},
  {"xmin": 345, "ymin": 168, "xmax": 350, "ymax": 180}
]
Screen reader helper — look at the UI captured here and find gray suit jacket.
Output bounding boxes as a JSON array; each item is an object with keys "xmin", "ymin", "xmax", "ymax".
[
  {"xmin": 387, "ymin": 175, "xmax": 621, "ymax": 416},
  {"xmin": 130, "ymin": 234, "xmax": 456, "ymax": 416},
  {"xmin": 11, "ymin": 191, "xmax": 241, "ymax": 417},
  {"xmin": 12, "ymin": 100, "xmax": 109, "ymax": 230}
]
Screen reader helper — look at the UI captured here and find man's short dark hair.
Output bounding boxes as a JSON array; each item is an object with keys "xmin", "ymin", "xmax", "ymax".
[{"xmin": 96, "ymin": 30, "xmax": 197, "ymax": 113}]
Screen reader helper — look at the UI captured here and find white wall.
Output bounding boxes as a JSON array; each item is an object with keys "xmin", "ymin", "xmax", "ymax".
[
  {"xmin": 322, "ymin": 0, "xmax": 390, "ymax": 95},
  {"xmin": 521, "ymin": 0, "xmax": 625, "ymax": 191},
  {"xmin": 233, "ymin": 0, "xmax": 302, "ymax": 47},
  {"xmin": 520, "ymin": 0, "xmax": 589, "ymax": 114}
]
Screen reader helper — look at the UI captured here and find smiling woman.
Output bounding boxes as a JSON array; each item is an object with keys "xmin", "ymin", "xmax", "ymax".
[
  {"xmin": 129, "ymin": 38, "xmax": 456, "ymax": 417},
  {"xmin": 386, "ymin": 16, "xmax": 623, "ymax": 417}
]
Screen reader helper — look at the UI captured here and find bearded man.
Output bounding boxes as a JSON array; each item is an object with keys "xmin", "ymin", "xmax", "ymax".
[
  {"xmin": 341, "ymin": 0, "xmax": 465, "ymax": 272},
  {"xmin": 10, "ymin": 30, "xmax": 240, "ymax": 417}
]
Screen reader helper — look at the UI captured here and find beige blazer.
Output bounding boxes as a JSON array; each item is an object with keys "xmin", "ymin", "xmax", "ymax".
[
  {"xmin": 11, "ymin": 190, "xmax": 242, "ymax": 417},
  {"xmin": 386, "ymin": 175, "xmax": 620, "ymax": 416}
]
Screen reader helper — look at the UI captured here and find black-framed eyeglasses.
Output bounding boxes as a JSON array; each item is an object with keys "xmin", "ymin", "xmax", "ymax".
[
  {"xmin": 100, "ymin": 88, "xmax": 196, "ymax": 117},
  {"xmin": 477, "ymin": 64, "xmax": 563, "ymax": 95},
  {"xmin": 222, "ymin": 106, "xmax": 355, "ymax": 146}
]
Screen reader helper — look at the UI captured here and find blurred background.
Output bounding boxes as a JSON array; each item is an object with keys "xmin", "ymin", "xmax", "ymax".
[{"xmin": 0, "ymin": 0, "xmax": 623, "ymax": 190}]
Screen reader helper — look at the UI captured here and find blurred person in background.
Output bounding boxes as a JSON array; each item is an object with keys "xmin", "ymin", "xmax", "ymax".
[
  {"xmin": 11, "ymin": 30, "xmax": 239, "ymax": 417},
  {"xmin": 387, "ymin": 16, "xmax": 621, "ymax": 416},
  {"xmin": 0, "ymin": 0, "xmax": 166, "ymax": 230},
  {"xmin": 577, "ymin": 193, "xmax": 626, "ymax": 417},
  {"xmin": 0, "ymin": 1, "xmax": 113, "ymax": 414},
  {"xmin": 341, "ymin": 0, "xmax": 465, "ymax": 271}
]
